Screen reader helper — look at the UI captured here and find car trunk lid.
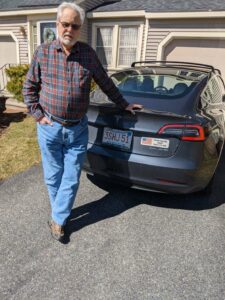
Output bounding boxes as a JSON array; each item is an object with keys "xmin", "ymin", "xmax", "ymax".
[{"xmin": 87, "ymin": 104, "xmax": 202, "ymax": 158}]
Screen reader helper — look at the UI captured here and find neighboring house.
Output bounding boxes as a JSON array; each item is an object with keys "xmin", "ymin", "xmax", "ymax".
[{"xmin": 0, "ymin": 0, "xmax": 225, "ymax": 82}]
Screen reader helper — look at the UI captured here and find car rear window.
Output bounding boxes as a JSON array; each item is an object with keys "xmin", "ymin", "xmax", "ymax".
[
  {"xmin": 90, "ymin": 69, "xmax": 208, "ymax": 113},
  {"xmin": 113, "ymin": 74, "xmax": 198, "ymax": 98}
]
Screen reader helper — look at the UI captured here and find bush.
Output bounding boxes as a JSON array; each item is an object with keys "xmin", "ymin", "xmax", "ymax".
[
  {"xmin": 90, "ymin": 79, "xmax": 97, "ymax": 92},
  {"xmin": 5, "ymin": 64, "xmax": 29, "ymax": 102}
]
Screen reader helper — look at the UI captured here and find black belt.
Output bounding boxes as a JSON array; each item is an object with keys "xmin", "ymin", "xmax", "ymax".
[{"xmin": 45, "ymin": 111, "xmax": 80, "ymax": 127}]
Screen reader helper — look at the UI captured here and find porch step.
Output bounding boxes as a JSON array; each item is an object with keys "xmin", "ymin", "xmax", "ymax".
[
  {"xmin": 6, "ymin": 97, "xmax": 26, "ymax": 109},
  {"xmin": 0, "ymin": 89, "xmax": 12, "ymax": 98}
]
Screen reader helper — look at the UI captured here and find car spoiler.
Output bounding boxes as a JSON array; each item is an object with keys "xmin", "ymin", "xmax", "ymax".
[{"xmin": 131, "ymin": 60, "xmax": 221, "ymax": 75}]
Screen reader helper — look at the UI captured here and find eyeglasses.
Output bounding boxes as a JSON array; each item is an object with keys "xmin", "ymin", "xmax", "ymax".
[{"xmin": 59, "ymin": 21, "xmax": 81, "ymax": 30}]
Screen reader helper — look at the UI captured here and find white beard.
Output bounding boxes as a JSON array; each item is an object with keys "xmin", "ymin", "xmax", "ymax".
[{"xmin": 59, "ymin": 35, "xmax": 77, "ymax": 47}]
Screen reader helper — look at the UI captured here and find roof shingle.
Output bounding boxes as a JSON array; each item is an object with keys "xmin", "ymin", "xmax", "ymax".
[
  {"xmin": 0, "ymin": 0, "xmax": 224, "ymax": 13},
  {"xmin": 93, "ymin": 0, "xmax": 225, "ymax": 13}
]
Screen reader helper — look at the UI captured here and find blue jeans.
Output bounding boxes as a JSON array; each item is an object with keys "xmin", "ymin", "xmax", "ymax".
[{"xmin": 37, "ymin": 115, "xmax": 88, "ymax": 225}]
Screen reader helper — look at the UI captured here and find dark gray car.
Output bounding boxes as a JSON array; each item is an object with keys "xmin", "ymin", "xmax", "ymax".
[{"xmin": 83, "ymin": 61, "xmax": 225, "ymax": 193}]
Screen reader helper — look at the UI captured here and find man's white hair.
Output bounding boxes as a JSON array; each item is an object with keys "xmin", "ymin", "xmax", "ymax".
[{"xmin": 57, "ymin": 2, "xmax": 85, "ymax": 24}]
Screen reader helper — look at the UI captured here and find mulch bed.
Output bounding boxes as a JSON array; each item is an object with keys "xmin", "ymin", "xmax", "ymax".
[{"xmin": 0, "ymin": 107, "xmax": 27, "ymax": 137}]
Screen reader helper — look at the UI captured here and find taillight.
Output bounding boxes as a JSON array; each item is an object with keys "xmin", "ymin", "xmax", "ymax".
[{"xmin": 158, "ymin": 124, "xmax": 205, "ymax": 141}]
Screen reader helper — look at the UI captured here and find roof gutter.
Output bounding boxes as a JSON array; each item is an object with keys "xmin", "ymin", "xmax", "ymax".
[
  {"xmin": 146, "ymin": 11, "xmax": 225, "ymax": 19},
  {"xmin": 87, "ymin": 10, "xmax": 225, "ymax": 19},
  {"xmin": 87, "ymin": 10, "xmax": 145, "ymax": 18},
  {"xmin": 0, "ymin": 7, "xmax": 57, "ymax": 17}
]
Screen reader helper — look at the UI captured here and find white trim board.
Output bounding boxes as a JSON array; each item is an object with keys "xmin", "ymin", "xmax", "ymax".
[
  {"xmin": 87, "ymin": 11, "xmax": 145, "ymax": 18},
  {"xmin": 0, "ymin": 8, "xmax": 57, "ymax": 17},
  {"xmin": 88, "ymin": 11, "xmax": 225, "ymax": 19}
]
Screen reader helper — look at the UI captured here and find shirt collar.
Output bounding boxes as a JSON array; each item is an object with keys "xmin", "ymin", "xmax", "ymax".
[{"xmin": 54, "ymin": 39, "xmax": 80, "ymax": 54}]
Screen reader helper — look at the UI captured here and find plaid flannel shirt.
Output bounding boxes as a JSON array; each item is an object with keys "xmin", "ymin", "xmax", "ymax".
[{"xmin": 23, "ymin": 39, "xmax": 129, "ymax": 121}]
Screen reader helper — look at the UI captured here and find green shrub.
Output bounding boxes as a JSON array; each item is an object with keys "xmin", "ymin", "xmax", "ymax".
[
  {"xmin": 90, "ymin": 79, "xmax": 97, "ymax": 92},
  {"xmin": 5, "ymin": 64, "xmax": 29, "ymax": 102}
]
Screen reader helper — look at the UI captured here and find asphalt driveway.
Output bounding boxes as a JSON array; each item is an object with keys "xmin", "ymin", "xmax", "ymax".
[{"xmin": 1, "ymin": 151, "xmax": 225, "ymax": 299}]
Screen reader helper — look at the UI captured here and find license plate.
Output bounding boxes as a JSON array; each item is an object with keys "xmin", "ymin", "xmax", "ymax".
[
  {"xmin": 102, "ymin": 127, "xmax": 133, "ymax": 150},
  {"xmin": 141, "ymin": 137, "xmax": 170, "ymax": 149}
]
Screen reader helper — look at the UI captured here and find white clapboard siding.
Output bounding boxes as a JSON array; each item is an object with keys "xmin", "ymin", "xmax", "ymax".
[
  {"xmin": 0, "ymin": 16, "xmax": 28, "ymax": 64},
  {"xmin": 145, "ymin": 29, "xmax": 169, "ymax": 60}
]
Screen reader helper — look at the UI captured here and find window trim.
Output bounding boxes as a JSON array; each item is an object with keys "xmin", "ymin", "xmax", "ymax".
[
  {"xmin": 92, "ymin": 21, "xmax": 144, "ymax": 70},
  {"xmin": 27, "ymin": 15, "xmax": 56, "ymax": 62},
  {"xmin": 37, "ymin": 21, "xmax": 57, "ymax": 45}
]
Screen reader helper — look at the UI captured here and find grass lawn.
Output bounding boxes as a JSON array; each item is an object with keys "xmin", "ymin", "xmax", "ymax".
[{"xmin": 0, "ymin": 115, "xmax": 41, "ymax": 181}]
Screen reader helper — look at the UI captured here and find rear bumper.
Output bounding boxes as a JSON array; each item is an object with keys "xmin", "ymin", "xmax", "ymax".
[{"xmin": 83, "ymin": 143, "xmax": 216, "ymax": 194}]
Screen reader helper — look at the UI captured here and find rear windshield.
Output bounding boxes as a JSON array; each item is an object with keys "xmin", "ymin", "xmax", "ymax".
[
  {"xmin": 112, "ymin": 74, "xmax": 198, "ymax": 97},
  {"xmin": 90, "ymin": 70, "xmax": 208, "ymax": 113}
]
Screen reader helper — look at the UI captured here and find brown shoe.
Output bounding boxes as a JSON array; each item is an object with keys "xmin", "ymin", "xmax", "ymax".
[{"xmin": 48, "ymin": 220, "xmax": 65, "ymax": 242}]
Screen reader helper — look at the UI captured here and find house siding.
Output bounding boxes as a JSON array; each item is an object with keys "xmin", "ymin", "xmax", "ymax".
[
  {"xmin": 80, "ymin": 19, "xmax": 88, "ymax": 43},
  {"xmin": 87, "ymin": 20, "xmax": 92, "ymax": 45},
  {"xmin": 9, "ymin": 1, "xmax": 106, "ymax": 61},
  {"xmin": 145, "ymin": 30, "xmax": 169, "ymax": 60},
  {"xmin": 0, "ymin": 16, "xmax": 28, "ymax": 64},
  {"xmin": 80, "ymin": 0, "xmax": 106, "ymax": 43},
  {"xmin": 145, "ymin": 18, "xmax": 225, "ymax": 60}
]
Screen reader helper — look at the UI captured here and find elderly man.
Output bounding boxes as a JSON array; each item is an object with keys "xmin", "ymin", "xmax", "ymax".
[{"xmin": 23, "ymin": 1, "xmax": 142, "ymax": 242}]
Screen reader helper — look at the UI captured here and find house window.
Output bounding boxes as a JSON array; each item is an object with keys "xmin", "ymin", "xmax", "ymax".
[
  {"xmin": 39, "ymin": 22, "xmax": 56, "ymax": 44},
  {"xmin": 94, "ymin": 23, "xmax": 142, "ymax": 69},
  {"xmin": 30, "ymin": 21, "xmax": 56, "ymax": 55},
  {"xmin": 96, "ymin": 27, "xmax": 113, "ymax": 66},
  {"xmin": 31, "ymin": 23, "xmax": 38, "ymax": 53},
  {"xmin": 118, "ymin": 27, "xmax": 138, "ymax": 66}
]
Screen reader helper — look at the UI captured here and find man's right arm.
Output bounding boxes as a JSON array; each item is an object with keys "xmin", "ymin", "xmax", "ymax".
[{"xmin": 22, "ymin": 48, "xmax": 45, "ymax": 121}]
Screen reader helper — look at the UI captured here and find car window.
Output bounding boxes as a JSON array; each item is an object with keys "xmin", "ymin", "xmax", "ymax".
[
  {"xmin": 201, "ymin": 74, "xmax": 225, "ymax": 107},
  {"xmin": 90, "ymin": 69, "xmax": 207, "ymax": 115},
  {"xmin": 115, "ymin": 74, "xmax": 197, "ymax": 97}
]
